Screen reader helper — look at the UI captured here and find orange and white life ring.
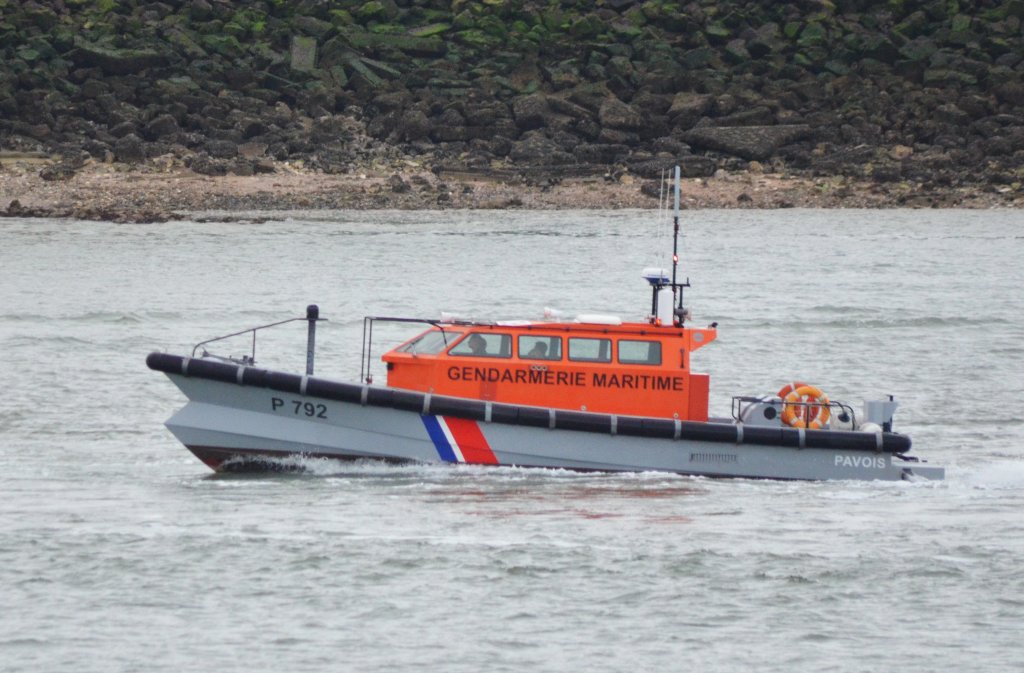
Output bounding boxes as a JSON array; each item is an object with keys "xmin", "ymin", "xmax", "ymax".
[
  {"xmin": 776, "ymin": 381, "xmax": 808, "ymax": 400},
  {"xmin": 778, "ymin": 383, "xmax": 831, "ymax": 429}
]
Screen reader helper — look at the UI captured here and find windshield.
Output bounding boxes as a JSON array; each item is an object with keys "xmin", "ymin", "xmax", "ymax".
[{"xmin": 396, "ymin": 328, "xmax": 462, "ymax": 355}]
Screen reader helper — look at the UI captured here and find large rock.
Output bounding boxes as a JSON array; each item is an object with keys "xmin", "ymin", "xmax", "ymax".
[
  {"xmin": 995, "ymin": 81, "xmax": 1024, "ymax": 106},
  {"xmin": 463, "ymin": 102, "xmax": 512, "ymax": 126},
  {"xmin": 39, "ymin": 161, "xmax": 78, "ymax": 182},
  {"xmin": 142, "ymin": 114, "xmax": 180, "ymax": 140},
  {"xmin": 114, "ymin": 134, "xmax": 146, "ymax": 163},
  {"xmin": 343, "ymin": 31, "xmax": 447, "ymax": 57},
  {"xmin": 685, "ymin": 125, "xmax": 811, "ymax": 160},
  {"xmin": 573, "ymin": 142, "xmax": 630, "ymax": 164},
  {"xmin": 430, "ymin": 108, "xmax": 470, "ymax": 142},
  {"xmin": 394, "ymin": 109, "xmax": 431, "ymax": 142},
  {"xmin": 294, "ymin": 16, "xmax": 333, "ymax": 38},
  {"xmin": 70, "ymin": 42, "xmax": 170, "ymax": 75},
  {"xmin": 291, "ymin": 36, "xmax": 318, "ymax": 72},
  {"xmin": 668, "ymin": 93, "xmax": 713, "ymax": 129},
  {"xmin": 205, "ymin": 139, "xmax": 238, "ymax": 159},
  {"xmin": 678, "ymin": 155, "xmax": 718, "ymax": 177},
  {"xmin": 512, "ymin": 94, "xmax": 553, "ymax": 131},
  {"xmin": 710, "ymin": 106, "xmax": 777, "ymax": 127},
  {"xmin": 567, "ymin": 83, "xmax": 614, "ymax": 112},
  {"xmin": 598, "ymin": 97, "xmax": 642, "ymax": 130},
  {"xmin": 509, "ymin": 131, "xmax": 574, "ymax": 165},
  {"xmin": 746, "ymin": 22, "xmax": 783, "ymax": 57}
]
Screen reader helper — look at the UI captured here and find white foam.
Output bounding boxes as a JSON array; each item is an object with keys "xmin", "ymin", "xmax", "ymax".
[{"xmin": 963, "ymin": 461, "xmax": 1024, "ymax": 489}]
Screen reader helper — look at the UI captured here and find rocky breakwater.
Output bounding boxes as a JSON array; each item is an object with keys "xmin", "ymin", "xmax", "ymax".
[{"xmin": 0, "ymin": 0, "xmax": 1021, "ymax": 221}]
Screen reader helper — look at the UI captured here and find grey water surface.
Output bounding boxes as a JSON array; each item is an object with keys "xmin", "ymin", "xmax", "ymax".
[{"xmin": 1, "ymin": 209, "xmax": 1022, "ymax": 673}]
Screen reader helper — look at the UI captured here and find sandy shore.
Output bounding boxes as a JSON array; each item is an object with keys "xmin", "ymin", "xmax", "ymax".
[{"xmin": 1, "ymin": 157, "xmax": 1020, "ymax": 222}]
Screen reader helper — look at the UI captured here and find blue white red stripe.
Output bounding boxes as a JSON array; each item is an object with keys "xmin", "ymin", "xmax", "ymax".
[{"xmin": 421, "ymin": 415, "xmax": 498, "ymax": 465}]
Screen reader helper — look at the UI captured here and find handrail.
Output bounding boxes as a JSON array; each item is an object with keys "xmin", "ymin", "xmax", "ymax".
[
  {"xmin": 360, "ymin": 316, "xmax": 451, "ymax": 383},
  {"xmin": 192, "ymin": 305, "xmax": 325, "ymax": 373},
  {"xmin": 732, "ymin": 396, "xmax": 857, "ymax": 429}
]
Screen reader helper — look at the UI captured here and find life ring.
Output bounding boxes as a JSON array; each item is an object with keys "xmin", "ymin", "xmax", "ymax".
[
  {"xmin": 776, "ymin": 381, "xmax": 808, "ymax": 400},
  {"xmin": 779, "ymin": 384, "xmax": 831, "ymax": 429}
]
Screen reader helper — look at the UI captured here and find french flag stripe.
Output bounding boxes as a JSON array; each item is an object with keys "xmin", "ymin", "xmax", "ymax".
[
  {"xmin": 422, "ymin": 415, "xmax": 458, "ymax": 463},
  {"xmin": 444, "ymin": 416, "xmax": 499, "ymax": 465},
  {"xmin": 437, "ymin": 417, "xmax": 467, "ymax": 463}
]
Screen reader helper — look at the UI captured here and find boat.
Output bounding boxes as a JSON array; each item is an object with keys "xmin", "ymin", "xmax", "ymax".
[{"xmin": 147, "ymin": 170, "xmax": 944, "ymax": 481}]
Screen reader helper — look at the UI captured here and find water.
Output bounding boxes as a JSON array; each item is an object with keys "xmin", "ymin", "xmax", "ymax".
[{"xmin": 1, "ymin": 210, "xmax": 1022, "ymax": 672}]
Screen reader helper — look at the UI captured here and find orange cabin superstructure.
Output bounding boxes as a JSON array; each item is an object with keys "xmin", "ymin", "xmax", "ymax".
[{"xmin": 382, "ymin": 321, "xmax": 717, "ymax": 421}]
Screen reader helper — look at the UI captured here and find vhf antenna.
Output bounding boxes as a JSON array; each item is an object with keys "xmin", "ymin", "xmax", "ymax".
[{"xmin": 671, "ymin": 166, "xmax": 690, "ymax": 325}]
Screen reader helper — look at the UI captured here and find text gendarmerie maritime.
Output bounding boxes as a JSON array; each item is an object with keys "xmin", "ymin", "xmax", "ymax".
[{"xmin": 447, "ymin": 366, "xmax": 685, "ymax": 391}]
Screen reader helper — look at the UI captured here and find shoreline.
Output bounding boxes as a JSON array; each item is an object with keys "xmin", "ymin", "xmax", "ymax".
[{"xmin": 1, "ymin": 159, "xmax": 1020, "ymax": 223}]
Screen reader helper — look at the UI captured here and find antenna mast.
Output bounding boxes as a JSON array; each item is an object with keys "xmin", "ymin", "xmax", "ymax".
[
  {"xmin": 643, "ymin": 166, "xmax": 691, "ymax": 327},
  {"xmin": 672, "ymin": 165, "xmax": 680, "ymax": 288},
  {"xmin": 671, "ymin": 166, "xmax": 690, "ymax": 325}
]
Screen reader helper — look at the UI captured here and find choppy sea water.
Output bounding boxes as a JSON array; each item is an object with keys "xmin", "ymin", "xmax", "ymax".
[{"xmin": 1, "ymin": 209, "xmax": 1022, "ymax": 673}]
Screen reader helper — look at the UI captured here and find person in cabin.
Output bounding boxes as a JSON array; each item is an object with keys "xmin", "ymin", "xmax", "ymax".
[
  {"xmin": 468, "ymin": 334, "xmax": 487, "ymax": 355},
  {"xmin": 526, "ymin": 342, "xmax": 548, "ymax": 358}
]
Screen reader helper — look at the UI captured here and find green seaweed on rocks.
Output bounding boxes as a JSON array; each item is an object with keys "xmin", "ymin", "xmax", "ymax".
[{"xmin": 0, "ymin": 0, "xmax": 1018, "ymax": 199}]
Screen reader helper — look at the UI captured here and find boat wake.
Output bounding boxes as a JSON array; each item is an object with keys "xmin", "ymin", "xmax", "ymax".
[
  {"xmin": 209, "ymin": 453, "xmax": 493, "ymax": 480},
  {"xmin": 213, "ymin": 453, "xmax": 401, "ymax": 476},
  {"xmin": 963, "ymin": 461, "xmax": 1024, "ymax": 490},
  {"xmin": 206, "ymin": 453, "xmax": 715, "ymax": 485}
]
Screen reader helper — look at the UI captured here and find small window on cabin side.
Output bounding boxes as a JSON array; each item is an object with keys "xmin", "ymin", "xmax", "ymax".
[
  {"xmin": 519, "ymin": 336, "xmax": 562, "ymax": 361},
  {"xmin": 397, "ymin": 329, "xmax": 463, "ymax": 355},
  {"xmin": 449, "ymin": 332, "xmax": 512, "ymax": 358},
  {"xmin": 568, "ymin": 337, "xmax": 612, "ymax": 363},
  {"xmin": 618, "ymin": 339, "xmax": 662, "ymax": 365}
]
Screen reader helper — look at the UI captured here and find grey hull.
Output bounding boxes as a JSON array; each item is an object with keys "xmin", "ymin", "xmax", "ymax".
[{"xmin": 150, "ymin": 354, "xmax": 944, "ymax": 481}]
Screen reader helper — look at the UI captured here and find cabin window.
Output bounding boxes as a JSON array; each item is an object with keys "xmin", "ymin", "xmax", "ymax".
[
  {"xmin": 397, "ymin": 329, "xmax": 463, "ymax": 355},
  {"xmin": 449, "ymin": 332, "xmax": 512, "ymax": 358},
  {"xmin": 568, "ymin": 337, "xmax": 612, "ymax": 363},
  {"xmin": 618, "ymin": 339, "xmax": 662, "ymax": 365},
  {"xmin": 519, "ymin": 335, "xmax": 562, "ymax": 361}
]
